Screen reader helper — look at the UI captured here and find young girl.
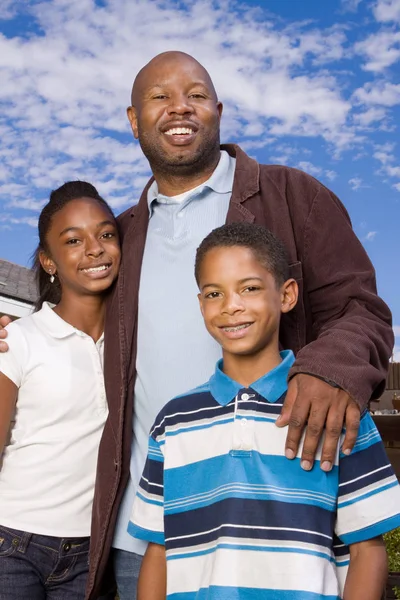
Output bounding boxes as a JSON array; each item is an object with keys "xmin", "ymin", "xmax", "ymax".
[{"xmin": 0, "ymin": 181, "xmax": 121, "ymax": 600}]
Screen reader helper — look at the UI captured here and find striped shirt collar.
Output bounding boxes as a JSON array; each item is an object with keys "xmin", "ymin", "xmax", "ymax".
[
  {"xmin": 209, "ymin": 350, "xmax": 295, "ymax": 406},
  {"xmin": 147, "ymin": 150, "xmax": 234, "ymax": 212}
]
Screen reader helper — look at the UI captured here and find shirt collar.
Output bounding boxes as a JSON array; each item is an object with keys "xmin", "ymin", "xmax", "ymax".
[
  {"xmin": 147, "ymin": 150, "xmax": 235, "ymax": 212},
  {"xmin": 34, "ymin": 302, "xmax": 104, "ymax": 343},
  {"xmin": 209, "ymin": 350, "xmax": 295, "ymax": 406}
]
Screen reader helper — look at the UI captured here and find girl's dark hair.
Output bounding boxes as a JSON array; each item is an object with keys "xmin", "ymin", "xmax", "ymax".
[
  {"xmin": 32, "ymin": 180, "xmax": 115, "ymax": 311},
  {"xmin": 195, "ymin": 223, "xmax": 290, "ymax": 288}
]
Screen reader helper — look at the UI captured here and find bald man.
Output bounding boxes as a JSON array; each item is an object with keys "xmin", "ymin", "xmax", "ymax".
[{"xmin": 1, "ymin": 52, "xmax": 392, "ymax": 600}]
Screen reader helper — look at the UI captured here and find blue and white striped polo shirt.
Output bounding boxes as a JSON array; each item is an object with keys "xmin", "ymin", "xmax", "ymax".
[{"xmin": 129, "ymin": 351, "xmax": 400, "ymax": 599}]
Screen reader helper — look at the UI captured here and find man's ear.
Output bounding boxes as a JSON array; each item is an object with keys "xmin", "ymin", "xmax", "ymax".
[
  {"xmin": 281, "ymin": 278, "xmax": 298, "ymax": 314},
  {"xmin": 127, "ymin": 106, "xmax": 139, "ymax": 139}
]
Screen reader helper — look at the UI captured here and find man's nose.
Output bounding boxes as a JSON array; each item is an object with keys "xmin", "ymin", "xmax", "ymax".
[{"xmin": 167, "ymin": 93, "xmax": 194, "ymax": 115}]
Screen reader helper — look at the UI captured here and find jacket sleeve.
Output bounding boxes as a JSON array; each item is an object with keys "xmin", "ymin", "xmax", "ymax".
[{"xmin": 288, "ymin": 183, "xmax": 393, "ymax": 409}]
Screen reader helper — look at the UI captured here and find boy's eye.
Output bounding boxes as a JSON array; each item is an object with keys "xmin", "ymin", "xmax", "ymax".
[
  {"xmin": 205, "ymin": 291, "xmax": 221, "ymax": 299},
  {"xmin": 66, "ymin": 238, "xmax": 80, "ymax": 245},
  {"xmin": 244, "ymin": 286, "xmax": 260, "ymax": 293}
]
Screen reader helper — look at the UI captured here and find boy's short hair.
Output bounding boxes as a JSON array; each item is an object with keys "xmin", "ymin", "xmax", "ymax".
[{"xmin": 195, "ymin": 223, "xmax": 290, "ymax": 287}]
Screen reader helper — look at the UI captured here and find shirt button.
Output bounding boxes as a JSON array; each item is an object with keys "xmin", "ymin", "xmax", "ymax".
[
  {"xmin": 241, "ymin": 418, "xmax": 247, "ymax": 426},
  {"xmin": 241, "ymin": 393, "xmax": 250, "ymax": 401}
]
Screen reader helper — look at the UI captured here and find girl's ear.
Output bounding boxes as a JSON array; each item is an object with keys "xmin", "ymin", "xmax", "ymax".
[
  {"xmin": 39, "ymin": 250, "xmax": 56, "ymax": 277},
  {"xmin": 281, "ymin": 278, "xmax": 298, "ymax": 314}
]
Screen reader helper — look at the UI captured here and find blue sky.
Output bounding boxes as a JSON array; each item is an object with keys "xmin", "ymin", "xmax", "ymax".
[{"xmin": 0, "ymin": 0, "xmax": 400, "ymax": 356}]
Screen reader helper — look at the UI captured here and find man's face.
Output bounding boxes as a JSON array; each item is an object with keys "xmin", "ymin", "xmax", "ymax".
[{"xmin": 127, "ymin": 56, "xmax": 223, "ymax": 175}]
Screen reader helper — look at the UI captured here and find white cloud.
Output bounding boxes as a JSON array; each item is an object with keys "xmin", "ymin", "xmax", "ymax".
[
  {"xmin": 0, "ymin": 0, "xmax": 363, "ymax": 229},
  {"xmin": 393, "ymin": 325, "xmax": 400, "ymax": 336},
  {"xmin": 365, "ymin": 230, "xmax": 378, "ymax": 241},
  {"xmin": 349, "ymin": 176, "xmax": 363, "ymax": 189},
  {"xmin": 296, "ymin": 161, "xmax": 322, "ymax": 176},
  {"xmin": 353, "ymin": 107, "xmax": 387, "ymax": 126},
  {"xmin": 393, "ymin": 345, "xmax": 400, "ymax": 361},
  {"xmin": 341, "ymin": 0, "xmax": 363, "ymax": 12},
  {"xmin": 354, "ymin": 31, "xmax": 400, "ymax": 71},
  {"xmin": 353, "ymin": 81, "xmax": 400, "ymax": 106},
  {"xmin": 392, "ymin": 182, "xmax": 400, "ymax": 190},
  {"xmin": 325, "ymin": 170, "xmax": 337, "ymax": 180},
  {"xmin": 373, "ymin": 0, "xmax": 400, "ymax": 22}
]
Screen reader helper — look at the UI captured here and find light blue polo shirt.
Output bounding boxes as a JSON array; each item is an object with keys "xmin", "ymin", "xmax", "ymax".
[{"xmin": 113, "ymin": 151, "xmax": 236, "ymax": 553}]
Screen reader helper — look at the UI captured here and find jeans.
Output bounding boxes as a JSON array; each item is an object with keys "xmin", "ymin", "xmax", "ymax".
[
  {"xmin": 0, "ymin": 524, "xmax": 91, "ymax": 600},
  {"xmin": 112, "ymin": 548, "xmax": 143, "ymax": 600}
]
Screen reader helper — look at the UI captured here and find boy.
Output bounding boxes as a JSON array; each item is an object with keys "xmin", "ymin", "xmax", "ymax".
[{"xmin": 129, "ymin": 223, "xmax": 400, "ymax": 599}]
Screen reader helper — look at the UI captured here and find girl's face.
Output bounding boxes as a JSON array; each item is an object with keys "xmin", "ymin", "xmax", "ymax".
[{"xmin": 40, "ymin": 197, "xmax": 121, "ymax": 299}]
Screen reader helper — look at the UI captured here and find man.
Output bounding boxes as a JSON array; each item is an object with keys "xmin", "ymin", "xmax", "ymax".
[{"xmin": 0, "ymin": 51, "xmax": 393, "ymax": 600}]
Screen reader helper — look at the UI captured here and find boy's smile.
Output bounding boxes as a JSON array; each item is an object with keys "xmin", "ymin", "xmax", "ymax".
[{"xmin": 197, "ymin": 244, "xmax": 297, "ymax": 384}]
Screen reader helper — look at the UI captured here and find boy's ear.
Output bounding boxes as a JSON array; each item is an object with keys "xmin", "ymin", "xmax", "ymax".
[
  {"xmin": 280, "ymin": 278, "xmax": 298, "ymax": 314},
  {"xmin": 197, "ymin": 292, "xmax": 205, "ymax": 317}
]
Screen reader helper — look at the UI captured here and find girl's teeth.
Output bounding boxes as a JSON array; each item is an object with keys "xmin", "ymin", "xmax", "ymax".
[{"xmin": 83, "ymin": 265, "xmax": 108, "ymax": 273}]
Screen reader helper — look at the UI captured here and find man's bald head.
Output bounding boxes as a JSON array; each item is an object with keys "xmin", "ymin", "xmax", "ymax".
[{"xmin": 131, "ymin": 51, "xmax": 218, "ymax": 106}]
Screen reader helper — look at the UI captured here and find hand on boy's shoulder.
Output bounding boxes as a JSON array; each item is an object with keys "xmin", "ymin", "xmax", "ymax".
[
  {"xmin": 276, "ymin": 373, "xmax": 360, "ymax": 473},
  {"xmin": 0, "ymin": 315, "xmax": 11, "ymax": 352}
]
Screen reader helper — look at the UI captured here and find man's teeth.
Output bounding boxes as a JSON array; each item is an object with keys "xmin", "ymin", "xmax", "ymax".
[
  {"xmin": 165, "ymin": 127, "xmax": 193, "ymax": 135},
  {"xmin": 223, "ymin": 323, "xmax": 250, "ymax": 332},
  {"xmin": 82, "ymin": 265, "xmax": 109, "ymax": 273}
]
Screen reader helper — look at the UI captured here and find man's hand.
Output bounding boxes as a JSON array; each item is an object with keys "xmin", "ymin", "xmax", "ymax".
[
  {"xmin": 0, "ymin": 315, "xmax": 11, "ymax": 352},
  {"xmin": 276, "ymin": 373, "xmax": 360, "ymax": 471}
]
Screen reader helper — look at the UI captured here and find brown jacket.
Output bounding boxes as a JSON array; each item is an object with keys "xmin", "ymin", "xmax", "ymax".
[{"xmin": 85, "ymin": 144, "xmax": 393, "ymax": 599}]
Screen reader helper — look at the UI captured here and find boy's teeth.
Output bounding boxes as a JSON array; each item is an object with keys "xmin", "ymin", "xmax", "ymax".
[
  {"xmin": 165, "ymin": 127, "xmax": 193, "ymax": 135},
  {"xmin": 224, "ymin": 323, "xmax": 249, "ymax": 332},
  {"xmin": 82, "ymin": 265, "xmax": 109, "ymax": 273}
]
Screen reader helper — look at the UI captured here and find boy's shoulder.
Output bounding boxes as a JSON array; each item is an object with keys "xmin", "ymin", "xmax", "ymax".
[{"xmin": 151, "ymin": 380, "xmax": 217, "ymax": 437}]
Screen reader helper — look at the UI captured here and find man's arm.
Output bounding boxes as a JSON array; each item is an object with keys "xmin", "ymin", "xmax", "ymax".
[
  {"xmin": 274, "ymin": 177, "xmax": 393, "ymax": 470},
  {"xmin": 0, "ymin": 315, "xmax": 12, "ymax": 352},
  {"xmin": 138, "ymin": 543, "xmax": 166, "ymax": 600},
  {"xmin": 343, "ymin": 537, "xmax": 387, "ymax": 600}
]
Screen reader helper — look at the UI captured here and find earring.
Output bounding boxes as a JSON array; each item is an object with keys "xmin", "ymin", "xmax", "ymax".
[{"xmin": 49, "ymin": 271, "xmax": 55, "ymax": 284}]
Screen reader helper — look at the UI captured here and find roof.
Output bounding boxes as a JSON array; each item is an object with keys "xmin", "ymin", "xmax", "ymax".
[{"xmin": 0, "ymin": 258, "xmax": 38, "ymax": 304}]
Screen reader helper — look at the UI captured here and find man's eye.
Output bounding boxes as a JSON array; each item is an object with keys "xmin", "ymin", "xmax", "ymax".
[
  {"xmin": 153, "ymin": 94, "xmax": 167, "ymax": 99},
  {"xmin": 244, "ymin": 286, "xmax": 260, "ymax": 293},
  {"xmin": 190, "ymin": 93, "xmax": 206, "ymax": 99}
]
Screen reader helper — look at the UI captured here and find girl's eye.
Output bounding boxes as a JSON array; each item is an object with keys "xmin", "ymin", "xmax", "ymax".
[{"xmin": 101, "ymin": 232, "xmax": 115, "ymax": 239}]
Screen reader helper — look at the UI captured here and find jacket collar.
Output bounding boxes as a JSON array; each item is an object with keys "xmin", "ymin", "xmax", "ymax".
[{"xmin": 209, "ymin": 350, "xmax": 295, "ymax": 406}]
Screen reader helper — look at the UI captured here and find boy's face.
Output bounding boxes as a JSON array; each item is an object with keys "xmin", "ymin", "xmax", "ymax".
[{"xmin": 197, "ymin": 245, "xmax": 297, "ymax": 358}]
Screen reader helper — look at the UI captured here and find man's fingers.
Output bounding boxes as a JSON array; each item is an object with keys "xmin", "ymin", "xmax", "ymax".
[
  {"xmin": 284, "ymin": 397, "xmax": 312, "ymax": 460},
  {"xmin": 300, "ymin": 405, "xmax": 330, "ymax": 471},
  {"xmin": 319, "ymin": 408, "xmax": 346, "ymax": 472},
  {"xmin": 275, "ymin": 380, "xmax": 297, "ymax": 428},
  {"xmin": 0, "ymin": 316, "xmax": 12, "ymax": 328},
  {"xmin": 342, "ymin": 402, "xmax": 361, "ymax": 455},
  {"xmin": 0, "ymin": 340, "xmax": 9, "ymax": 352}
]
